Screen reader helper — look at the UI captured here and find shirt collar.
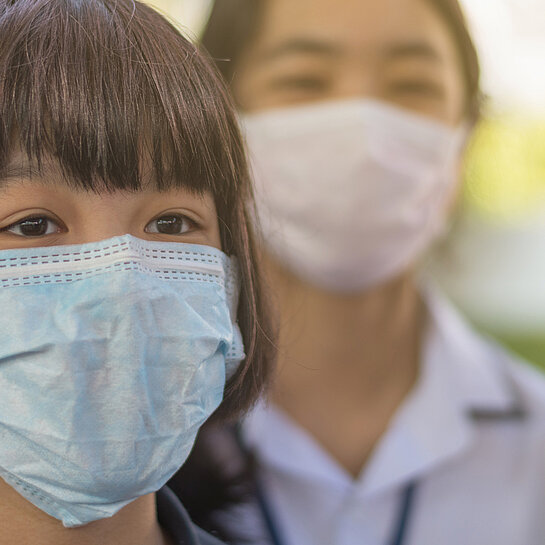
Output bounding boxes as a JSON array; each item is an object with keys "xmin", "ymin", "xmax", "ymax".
[
  {"xmin": 244, "ymin": 287, "xmax": 523, "ymax": 498},
  {"xmin": 422, "ymin": 285, "xmax": 522, "ymax": 414}
]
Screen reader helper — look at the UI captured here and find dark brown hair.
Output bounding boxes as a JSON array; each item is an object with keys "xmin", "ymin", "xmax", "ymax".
[
  {"xmin": 201, "ymin": 0, "xmax": 482, "ymax": 120},
  {"xmin": 0, "ymin": 0, "xmax": 274, "ymax": 419}
]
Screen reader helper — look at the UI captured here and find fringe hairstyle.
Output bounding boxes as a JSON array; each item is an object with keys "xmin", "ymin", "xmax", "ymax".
[{"xmin": 0, "ymin": 0, "xmax": 275, "ymax": 419}]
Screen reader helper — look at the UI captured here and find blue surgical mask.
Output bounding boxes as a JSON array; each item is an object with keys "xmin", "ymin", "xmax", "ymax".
[{"xmin": 0, "ymin": 235, "xmax": 244, "ymax": 527}]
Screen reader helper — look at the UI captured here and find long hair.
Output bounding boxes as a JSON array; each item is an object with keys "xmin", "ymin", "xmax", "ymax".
[{"xmin": 0, "ymin": 0, "xmax": 275, "ymax": 419}]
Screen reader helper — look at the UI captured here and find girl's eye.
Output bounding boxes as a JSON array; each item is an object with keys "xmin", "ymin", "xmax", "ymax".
[
  {"xmin": 145, "ymin": 214, "xmax": 197, "ymax": 236},
  {"xmin": 1, "ymin": 216, "xmax": 63, "ymax": 238}
]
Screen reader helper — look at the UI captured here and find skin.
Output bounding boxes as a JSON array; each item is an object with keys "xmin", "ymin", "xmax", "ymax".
[
  {"xmin": 0, "ymin": 155, "xmax": 221, "ymax": 250},
  {"xmin": 0, "ymin": 152, "xmax": 221, "ymax": 545},
  {"xmin": 233, "ymin": 0, "xmax": 467, "ymax": 476}
]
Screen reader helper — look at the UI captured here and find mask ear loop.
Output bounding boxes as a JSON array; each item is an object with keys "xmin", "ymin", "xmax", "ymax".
[
  {"xmin": 415, "ymin": 121, "xmax": 473, "ymax": 287},
  {"xmin": 424, "ymin": 121, "xmax": 473, "ymax": 248},
  {"xmin": 224, "ymin": 257, "xmax": 245, "ymax": 378}
]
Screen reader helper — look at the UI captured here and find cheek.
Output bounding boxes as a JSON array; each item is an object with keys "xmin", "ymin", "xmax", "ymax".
[
  {"xmin": 410, "ymin": 63, "xmax": 467, "ymax": 126},
  {"xmin": 444, "ymin": 154, "xmax": 467, "ymax": 216},
  {"xmin": 445, "ymin": 70, "xmax": 467, "ymax": 126},
  {"xmin": 202, "ymin": 198, "xmax": 222, "ymax": 250},
  {"xmin": 232, "ymin": 69, "xmax": 271, "ymax": 112},
  {"xmin": 209, "ymin": 221, "xmax": 222, "ymax": 251},
  {"xmin": 411, "ymin": 69, "xmax": 466, "ymax": 127}
]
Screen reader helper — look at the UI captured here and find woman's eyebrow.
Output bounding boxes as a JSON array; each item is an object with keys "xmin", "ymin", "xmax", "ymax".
[
  {"xmin": 258, "ymin": 37, "xmax": 342, "ymax": 63},
  {"xmin": 381, "ymin": 40, "xmax": 444, "ymax": 65},
  {"xmin": 256, "ymin": 37, "xmax": 444, "ymax": 67}
]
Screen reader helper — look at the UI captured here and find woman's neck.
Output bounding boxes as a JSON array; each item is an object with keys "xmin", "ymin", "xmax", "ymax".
[
  {"xmin": 0, "ymin": 479, "xmax": 172, "ymax": 545},
  {"xmin": 266, "ymin": 256, "xmax": 426, "ymax": 478}
]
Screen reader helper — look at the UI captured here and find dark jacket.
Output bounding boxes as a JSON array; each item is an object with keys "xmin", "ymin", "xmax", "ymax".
[
  {"xmin": 157, "ymin": 485, "xmax": 227, "ymax": 545},
  {"xmin": 168, "ymin": 424, "xmax": 258, "ymax": 545}
]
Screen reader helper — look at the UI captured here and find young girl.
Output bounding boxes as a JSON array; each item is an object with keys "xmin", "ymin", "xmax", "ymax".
[{"xmin": 0, "ymin": 1, "xmax": 274, "ymax": 544}]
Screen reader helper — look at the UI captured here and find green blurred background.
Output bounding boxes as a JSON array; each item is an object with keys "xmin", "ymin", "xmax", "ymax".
[{"xmin": 456, "ymin": 115, "xmax": 545, "ymax": 371}]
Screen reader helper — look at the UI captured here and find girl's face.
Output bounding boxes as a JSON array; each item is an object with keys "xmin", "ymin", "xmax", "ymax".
[
  {"xmin": 0, "ymin": 152, "xmax": 221, "ymax": 250},
  {"xmin": 232, "ymin": 0, "xmax": 466, "ymax": 126}
]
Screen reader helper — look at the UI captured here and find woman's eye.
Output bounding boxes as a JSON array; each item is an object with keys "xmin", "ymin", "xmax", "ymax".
[
  {"xmin": 1, "ymin": 216, "xmax": 63, "ymax": 237},
  {"xmin": 388, "ymin": 80, "xmax": 445, "ymax": 98},
  {"xmin": 145, "ymin": 214, "xmax": 197, "ymax": 236},
  {"xmin": 269, "ymin": 74, "xmax": 330, "ymax": 96}
]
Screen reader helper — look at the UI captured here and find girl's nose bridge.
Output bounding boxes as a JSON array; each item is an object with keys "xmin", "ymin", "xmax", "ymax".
[{"xmin": 73, "ymin": 192, "xmax": 138, "ymax": 243}]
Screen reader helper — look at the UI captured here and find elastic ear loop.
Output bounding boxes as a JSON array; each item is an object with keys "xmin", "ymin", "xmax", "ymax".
[{"xmin": 224, "ymin": 257, "xmax": 245, "ymax": 379}]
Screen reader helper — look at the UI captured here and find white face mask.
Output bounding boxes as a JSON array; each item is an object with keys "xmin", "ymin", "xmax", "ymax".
[{"xmin": 241, "ymin": 99, "xmax": 467, "ymax": 292}]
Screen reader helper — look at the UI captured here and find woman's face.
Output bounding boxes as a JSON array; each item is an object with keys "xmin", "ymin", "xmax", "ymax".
[
  {"xmin": 0, "ymin": 151, "xmax": 221, "ymax": 250},
  {"xmin": 233, "ymin": 0, "xmax": 466, "ymax": 126}
]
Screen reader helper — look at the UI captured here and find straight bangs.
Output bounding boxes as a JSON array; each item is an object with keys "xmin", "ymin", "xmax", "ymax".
[{"xmin": 0, "ymin": 0, "xmax": 243, "ymax": 197}]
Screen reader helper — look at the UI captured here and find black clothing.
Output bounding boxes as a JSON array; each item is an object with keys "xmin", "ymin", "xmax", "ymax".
[
  {"xmin": 169, "ymin": 424, "xmax": 260, "ymax": 544},
  {"xmin": 157, "ymin": 486, "xmax": 226, "ymax": 545}
]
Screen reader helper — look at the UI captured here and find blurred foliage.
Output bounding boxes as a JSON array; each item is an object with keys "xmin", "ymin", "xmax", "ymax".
[
  {"xmin": 462, "ymin": 113, "xmax": 545, "ymax": 371},
  {"xmin": 463, "ymin": 114, "xmax": 545, "ymax": 219},
  {"xmin": 499, "ymin": 335, "xmax": 545, "ymax": 372}
]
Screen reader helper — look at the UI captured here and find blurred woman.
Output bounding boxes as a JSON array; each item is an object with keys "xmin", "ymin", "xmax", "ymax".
[{"xmin": 172, "ymin": 1, "xmax": 545, "ymax": 544}]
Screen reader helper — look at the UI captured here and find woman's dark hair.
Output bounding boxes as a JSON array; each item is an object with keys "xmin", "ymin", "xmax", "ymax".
[
  {"xmin": 0, "ymin": 0, "xmax": 275, "ymax": 420},
  {"xmin": 201, "ymin": 0, "xmax": 482, "ymax": 120}
]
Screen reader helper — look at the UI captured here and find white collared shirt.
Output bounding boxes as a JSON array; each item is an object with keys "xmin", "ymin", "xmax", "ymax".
[{"xmin": 237, "ymin": 290, "xmax": 545, "ymax": 545}]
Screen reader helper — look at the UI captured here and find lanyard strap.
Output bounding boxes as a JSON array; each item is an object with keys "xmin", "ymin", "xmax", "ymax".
[
  {"xmin": 388, "ymin": 481, "xmax": 418, "ymax": 545},
  {"xmin": 234, "ymin": 425, "xmax": 418, "ymax": 545},
  {"xmin": 255, "ymin": 477, "xmax": 289, "ymax": 545},
  {"xmin": 256, "ymin": 477, "xmax": 418, "ymax": 545}
]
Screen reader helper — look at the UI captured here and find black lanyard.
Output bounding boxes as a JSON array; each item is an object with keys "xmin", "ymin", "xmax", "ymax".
[
  {"xmin": 246, "ymin": 371, "xmax": 526, "ymax": 545},
  {"xmin": 388, "ymin": 481, "xmax": 418, "ymax": 545},
  {"xmin": 234, "ymin": 423, "xmax": 419, "ymax": 545},
  {"xmin": 255, "ymin": 475, "xmax": 418, "ymax": 545}
]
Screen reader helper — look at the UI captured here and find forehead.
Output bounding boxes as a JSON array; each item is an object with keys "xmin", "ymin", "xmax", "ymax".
[{"xmin": 247, "ymin": 0, "xmax": 459, "ymax": 65}]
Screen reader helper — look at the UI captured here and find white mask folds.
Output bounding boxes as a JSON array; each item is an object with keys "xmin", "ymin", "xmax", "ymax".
[{"xmin": 242, "ymin": 99, "xmax": 467, "ymax": 292}]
